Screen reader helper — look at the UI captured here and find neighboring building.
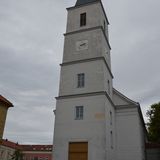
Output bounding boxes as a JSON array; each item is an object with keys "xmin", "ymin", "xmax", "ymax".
[
  {"xmin": 146, "ymin": 143, "xmax": 160, "ymax": 160},
  {"xmin": 0, "ymin": 139, "xmax": 52, "ymax": 160},
  {"xmin": 0, "ymin": 95, "xmax": 13, "ymax": 144},
  {"xmin": 22, "ymin": 144, "xmax": 52, "ymax": 160},
  {"xmin": 53, "ymin": 0, "xmax": 147, "ymax": 160},
  {"xmin": 0, "ymin": 139, "xmax": 22, "ymax": 160}
]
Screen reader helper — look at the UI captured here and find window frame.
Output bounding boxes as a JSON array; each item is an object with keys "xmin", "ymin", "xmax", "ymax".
[
  {"xmin": 77, "ymin": 73, "xmax": 85, "ymax": 88},
  {"xmin": 75, "ymin": 106, "xmax": 84, "ymax": 120}
]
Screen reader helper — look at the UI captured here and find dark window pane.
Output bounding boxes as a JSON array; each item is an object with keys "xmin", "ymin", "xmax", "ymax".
[
  {"xmin": 104, "ymin": 20, "xmax": 106, "ymax": 34},
  {"xmin": 80, "ymin": 13, "xmax": 86, "ymax": 26},
  {"xmin": 77, "ymin": 73, "xmax": 85, "ymax": 88},
  {"xmin": 75, "ymin": 106, "xmax": 84, "ymax": 120}
]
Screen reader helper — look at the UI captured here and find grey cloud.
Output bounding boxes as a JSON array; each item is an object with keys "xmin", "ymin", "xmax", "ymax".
[{"xmin": 1, "ymin": 0, "xmax": 160, "ymax": 144}]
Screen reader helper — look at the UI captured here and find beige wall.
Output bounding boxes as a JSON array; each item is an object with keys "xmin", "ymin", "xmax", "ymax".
[{"xmin": 0, "ymin": 103, "xmax": 8, "ymax": 144}]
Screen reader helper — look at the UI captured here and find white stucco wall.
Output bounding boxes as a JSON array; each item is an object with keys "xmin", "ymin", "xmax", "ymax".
[
  {"xmin": 113, "ymin": 91, "xmax": 132, "ymax": 106},
  {"xmin": 115, "ymin": 107, "xmax": 145, "ymax": 160},
  {"xmin": 66, "ymin": 2, "xmax": 109, "ymax": 37},
  {"xmin": 63, "ymin": 29, "xmax": 102, "ymax": 62},
  {"xmin": 103, "ymin": 62, "xmax": 113, "ymax": 99},
  {"xmin": 53, "ymin": 95, "xmax": 114, "ymax": 160},
  {"xmin": 104, "ymin": 100, "xmax": 116, "ymax": 160},
  {"xmin": 59, "ymin": 60, "xmax": 112, "ymax": 96},
  {"xmin": 63, "ymin": 29, "xmax": 110, "ymax": 64}
]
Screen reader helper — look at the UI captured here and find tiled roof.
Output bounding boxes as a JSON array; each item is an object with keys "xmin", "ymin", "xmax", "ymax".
[
  {"xmin": 2, "ymin": 139, "xmax": 22, "ymax": 150},
  {"xmin": 1, "ymin": 139, "xmax": 52, "ymax": 151},
  {"xmin": 75, "ymin": 0, "xmax": 100, "ymax": 6},
  {"xmin": 21, "ymin": 145, "xmax": 52, "ymax": 151},
  {"xmin": 0, "ymin": 95, "xmax": 13, "ymax": 107}
]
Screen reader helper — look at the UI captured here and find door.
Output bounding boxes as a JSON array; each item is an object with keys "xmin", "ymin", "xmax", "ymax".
[{"xmin": 69, "ymin": 142, "xmax": 88, "ymax": 160}]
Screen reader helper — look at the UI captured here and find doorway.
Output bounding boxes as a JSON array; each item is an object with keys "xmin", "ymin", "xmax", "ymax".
[{"xmin": 69, "ymin": 142, "xmax": 88, "ymax": 160}]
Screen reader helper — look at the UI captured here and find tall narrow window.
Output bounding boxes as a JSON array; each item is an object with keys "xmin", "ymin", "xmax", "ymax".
[
  {"xmin": 80, "ymin": 13, "xmax": 86, "ymax": 26},
  {"xmin": 108, "ymin": 80, "xmax": 110, "ymax": 95},
  {"xmin": 75, "ymin": 106, "xmax": 84, "ymax": 120},
  {"xmin": 77, "ymin": 73, "xmax": 85, "ymax": 88},
  {"xmin": 104, "ymin": 20, "xmax": 106, "ymax": 34},
  {"xmin": 110, "ymin": 131, "xmax": 113, "ymax": 149},
  {"xmin": 110, "ymin": 111, "xmax": 112, "ymax": 125}
]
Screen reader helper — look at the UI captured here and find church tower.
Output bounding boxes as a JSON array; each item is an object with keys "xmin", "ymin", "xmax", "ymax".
[
  {"xmin": 53, "ymin": 0, "xmax": 146, "ymax": 160},
  {"xmin": 53, "ymin": 0, "xmax": 115, "ymax": 160}
]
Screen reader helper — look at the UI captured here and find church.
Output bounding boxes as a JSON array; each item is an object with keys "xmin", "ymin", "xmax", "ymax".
[{"xmin": 53, "ymin": 0, "xmax": 146, "ymax": 160}]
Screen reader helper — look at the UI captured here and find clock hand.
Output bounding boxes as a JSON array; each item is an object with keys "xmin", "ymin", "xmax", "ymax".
[{"xmin": 80, "ymin": 43, "xmax": 86, "ymax": 46}]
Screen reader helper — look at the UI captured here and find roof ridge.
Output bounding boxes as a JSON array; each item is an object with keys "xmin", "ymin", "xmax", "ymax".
[
  {"xmin": 75, "ymin": 0, "xmax": 101, "ymax": 6},
  {"xmin": 113, "ymin": 88, "xmax": 139, "ymax": 105}
]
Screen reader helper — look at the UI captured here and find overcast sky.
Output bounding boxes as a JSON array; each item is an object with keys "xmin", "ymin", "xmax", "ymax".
[{"xmin": 0, "ymin": 0, "xmax": 160, "ymax": 144}]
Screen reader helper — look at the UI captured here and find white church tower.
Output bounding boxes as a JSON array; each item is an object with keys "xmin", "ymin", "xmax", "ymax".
[{"xmin": 53, "ymin": 0, "xmax": 146, "ymax": 160}]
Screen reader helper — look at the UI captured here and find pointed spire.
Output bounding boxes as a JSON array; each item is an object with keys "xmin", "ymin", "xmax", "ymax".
[{"xmin": 75, "ymin": 0, "xmax": 100, "ymax": 6}]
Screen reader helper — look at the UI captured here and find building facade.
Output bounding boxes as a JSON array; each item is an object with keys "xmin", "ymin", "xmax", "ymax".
[
  {"xmin": 0, "ymin": 139, "xmax": 52, "ymax": 160},
  {"xmin": 53, "ymin": 0, "xmax": 146, "ymax": 160},
  {"xmin": 22, "ymin": 144, "xmax": 52, "ymax": 160},
  {"xmin": 0, "ymin": 139, "xmax": 22, "ymax": 160},
  {"xmin": 0, "ymin": 95, "xmax": 13, "ymax": 144}
]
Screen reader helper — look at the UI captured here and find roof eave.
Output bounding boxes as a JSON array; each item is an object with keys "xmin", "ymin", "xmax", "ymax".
[{"xmin": 0, "ymin": 95, "xmax": 14, "ymax": 107}]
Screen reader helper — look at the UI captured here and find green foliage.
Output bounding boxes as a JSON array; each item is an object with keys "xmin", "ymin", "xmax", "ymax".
[
  {"xmin": 10, "ymin": 149, "xmax": 23, "ymax": 160},
  {"xmin": 147, "ymin": 102, "xmax": 160, "ymax": 142}
]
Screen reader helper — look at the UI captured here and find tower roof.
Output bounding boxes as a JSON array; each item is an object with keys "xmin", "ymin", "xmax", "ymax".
[
  {"xmin": 0, "ymin": 95, "xmax": 13, "ymax": 107},
  {"xmin": 75, "ymin": 0, "xmax": 100, "ymax": 6}
]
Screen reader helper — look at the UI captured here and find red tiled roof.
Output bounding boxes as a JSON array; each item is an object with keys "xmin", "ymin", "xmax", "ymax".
[
  {"xmin": 21, "ymin": 145, "xmax": 53, "ymax": 152},
  {"xmin": 2, "ymin": 139, "xmax": 22, "ymax": 150},
  {"xmin": 146, "ymin": 142, "xmax": 160, "ymax": 149},
  {"xmin": 0, "ymin": 95, "xmax": 13, "ymax": 107},
  {"xmin": 1, "ymin": 139, "xmax": 52, "ymax": 152}
]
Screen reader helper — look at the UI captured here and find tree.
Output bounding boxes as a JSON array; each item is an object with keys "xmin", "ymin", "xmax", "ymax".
[
  {"xmin": 10, "ymin": 149, "xmax": 24, "ymax": 160},
  {"xmin": 147, "ymin": 102, "xmax": 160, "ymax": 142}
]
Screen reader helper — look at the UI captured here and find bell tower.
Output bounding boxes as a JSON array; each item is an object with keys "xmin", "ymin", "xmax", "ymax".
[{"xmin": 53, "ymin": 0, "xmax": 115, "ymax": 160}]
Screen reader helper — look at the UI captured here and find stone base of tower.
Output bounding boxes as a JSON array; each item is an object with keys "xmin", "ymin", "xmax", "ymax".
[{"xmin": 53, "ymin": 94, "xmax": 115, "ymax": 160}]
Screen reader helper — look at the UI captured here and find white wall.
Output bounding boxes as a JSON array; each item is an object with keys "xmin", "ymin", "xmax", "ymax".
[
  {"xmin": 63, "ymin": 29, "xmax": 110, "ymax": 64},
  {"xmin": 63, "ymin": 29, "xmax": 103, "ymax": 63},
  {"xmin": 115, "ymin": 107, "xmax": 145, "ymax": 160},
  {"xmin": 66, "ymin": 2, "xmax": 109, "ymax": 37},
  {"xmin": 53, "ymin": 95, "xmax": 112, "ymax": 160},
  {"xmin": 105, "ymin": 99, "xmax": 116, "ymax": 160},
  {"xmin": 59, "ymin": 60, "xmax": 111, "ymax": 96}
]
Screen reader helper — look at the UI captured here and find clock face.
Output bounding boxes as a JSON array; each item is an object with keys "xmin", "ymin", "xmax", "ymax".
[{"xmin": 76, "ymin": 40, "xmax": 88, "ymax": 51}]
